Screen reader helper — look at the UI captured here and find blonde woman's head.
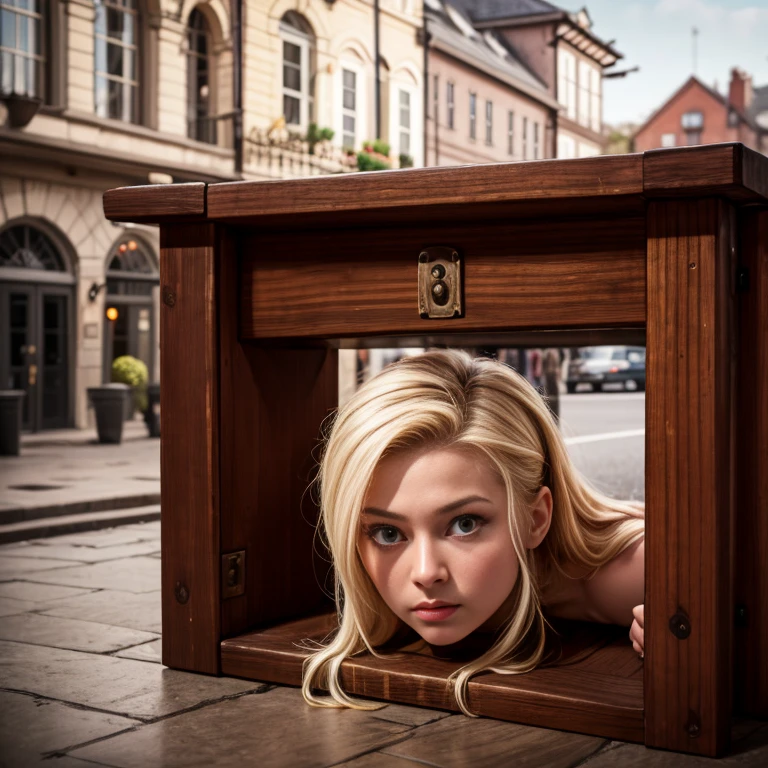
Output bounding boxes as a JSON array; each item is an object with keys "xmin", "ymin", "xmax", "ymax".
[{"xmin": 303, "ymin": 349, "xmax": 643, "ymax": 714}]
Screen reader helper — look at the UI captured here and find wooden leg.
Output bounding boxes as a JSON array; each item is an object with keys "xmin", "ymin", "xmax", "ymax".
[
  {"xmin": 645, "ymin": 199, "xmax": 736, "ymax": 757},
  {"xmin": 218, "ymin": 228, "xmax": 338, "ymax": 640},
  {"xmin": 159, "ymin": 223, "xmax": 221, "ymax": 674},
  {"xmin": 734, "ymin": 208, "xmax": 768, "ymax": 717}
]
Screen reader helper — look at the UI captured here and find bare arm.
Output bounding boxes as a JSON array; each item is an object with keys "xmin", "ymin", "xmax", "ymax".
[{"xmin": 582, "ymin": 537, "xmax": 644, "ymax": 627}]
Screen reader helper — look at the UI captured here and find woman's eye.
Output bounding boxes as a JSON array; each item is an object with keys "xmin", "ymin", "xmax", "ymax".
[
  {"xmin": 449, "ymin": 515, "xmax": 482, "ymax": 537},
  {"xmin": 370, "ymin": 526, "xmax": 404, "ymax": 546}
]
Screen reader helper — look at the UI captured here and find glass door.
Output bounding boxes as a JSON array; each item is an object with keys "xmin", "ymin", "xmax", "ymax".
[
  {"xmin": 40, "ymin": 289, "xmax": 69, "ymax": 429},
  {"xmin": 1, "ymin": 284, "xmax": 37, "ymax": 431}
]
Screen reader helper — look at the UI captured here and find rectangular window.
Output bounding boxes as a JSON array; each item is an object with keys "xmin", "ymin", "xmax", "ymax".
[
  {"xmin": 282, "ymin": 41, "xmax": 302, "ymax": 125},
  {"xmin": 433, "ymin": 73, "xmax": 439, "ymax": 123},
  {"xmin": 578, "ymin": 60, "xmax": 591, "ymax": 127},
  {"xmin": 399, "ymin": 88, "xmax": 411, "ymax": 156},
  {"xmin": 0, "ymin": 0, "xmax": 45, "ymax": 99},
  {"xmin": 447, "ymin": 81, "xmax": 455, "ymax": 129},
  {"xmin": 661, "ymin": 133, "xmax": 676, "ymax": 147},
  {"xmin": 342, "ymin": 68, "xmax": 356, "ymax": 150},
  {"xmin": 522, "ymin": 116, "xmax": 528, "ymax": 159},
  {"xmin": 94, "ymin": 0, "xmax": 140, "ymax": 122},
  {"xmin": 469, "ymin": 91, "xmax": 476, "ymax": 140},
  {"xmin": 590, "ymin": 67, "xmax": 601, "ymax": 132},
  {"xmin": 558, "ymin": 48, "xmax": 576, "ymax": 121},
  {"xmin": 557, "ymin": 134, "xmax": 576, "ymax": 159},
  {"xmin": 533, "ymin": 122, "xmax": 540, "ymax": 159},
  {"xmin": 485, "ymin": 100, "xmax": 493, "ymax": 145},
  {"xmin": 507, "ymin": 110, "xmax": 514, "ymax": 155}
]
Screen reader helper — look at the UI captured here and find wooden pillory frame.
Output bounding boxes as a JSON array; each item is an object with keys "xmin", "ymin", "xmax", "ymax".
[{"xmin": 104, "ymin": 143, "xmax": 767, "ymax": 758}]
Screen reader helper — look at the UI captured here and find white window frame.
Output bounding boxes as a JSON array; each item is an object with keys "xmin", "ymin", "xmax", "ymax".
[
  {"xmin": 335, "ymin": 56, "xmax": 366, "ymax": 152},
  {"xmin": 522, "ymin": 116, "xmax": 528, "ymax": 159},
  {"xmin": 558, "ymin": 47, "xmax": 576, "ymax": 121},
  {"xmin": 280, "ymin": 24, "xmax": 312, "ymax": 130},
  {"xmin": 447, "ymin": 81, "xmax": 455, "ymax": 129},
  {"xmin": 533, "ymin": 121, "xmax": 540, "ymax": 159},
  {"xmin": 341, "ymin": 68, "xmax": 357, "ymax": 150},
  {"xmin": 661, "ymin": 133, "xmax": 677, "ymax": 148},
  {"xmin": 590, "ymin": 67, "xmax": 601, "ymax": 132},
  {"xmin": 507, "ymin": 110, "xmax": 514, "ymax": 155},
  {"xmin": 578, "ymin": 60, "xmax": 591, "ymax": 128},
  {"xmin": 557, "ymin": 134, "xmax": 576, "ymax": 159},
  {"xmin": 399, "ymin": 87, "xmax": 412, "ymax": 157},
  {"xmin": 485, "ymin": 100, "xmax": 493, "ymax": 145},
  {"xmin": 469, "ymin": 91, "xmax": 477, "ymax": 140}
]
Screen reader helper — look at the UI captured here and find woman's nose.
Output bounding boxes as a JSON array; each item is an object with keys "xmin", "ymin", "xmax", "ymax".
[{"xmin": 412, "ymin": 536, "xmax": 449, "ymax": 588}]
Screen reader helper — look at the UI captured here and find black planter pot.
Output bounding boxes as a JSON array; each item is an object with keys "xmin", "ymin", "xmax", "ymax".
[
  {"xmin": 88, "ymin": 384, "xmax": 129, "ymax": 444},
  {"xmin": 0, "ymin": 390, "xmax": 26, "ymax": 456},
  {"xmin": 144, "ymin": 383, "xmax": 160, "ymax": 438}
]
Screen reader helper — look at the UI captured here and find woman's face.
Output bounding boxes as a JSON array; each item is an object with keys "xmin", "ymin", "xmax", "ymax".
[{"xmin": 358, "ymin": 446, "xmax": 523, "ymax": 646}]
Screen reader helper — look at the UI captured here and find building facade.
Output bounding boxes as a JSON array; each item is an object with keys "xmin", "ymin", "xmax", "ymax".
[
  {"xmin": 0, "ymin": 0, "xmax": 424, "ymax": 432},
  {"xmin": 633, "ymin": 69, "xmax": 767, "ymax": 154},
  {"xmin": 425, "ymin": 0, "xmax": 560, "ymax": 166},
  {"xmin": 446, "ymin": 0, "xmax": 621, "ymax": 159}
]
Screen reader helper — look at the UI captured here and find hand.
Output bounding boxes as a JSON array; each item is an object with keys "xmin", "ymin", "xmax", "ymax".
[{"xmin": 629, "ymin": 604, "xmax": 644, "ymax": 658}]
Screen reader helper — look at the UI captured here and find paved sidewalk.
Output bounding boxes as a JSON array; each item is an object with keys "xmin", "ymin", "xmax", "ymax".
[
  {"xmin": 0, "ymin": 419, "xmax": 160, "ymax": 542},
  {"xmin": 1, "ymin": 523, "xmax": 768, "ymax": 767}
]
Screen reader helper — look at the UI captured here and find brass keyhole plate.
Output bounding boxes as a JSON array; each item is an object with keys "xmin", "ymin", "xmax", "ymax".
[{"xmin": 418, "ymin": 247, "xmax": 463, "ymax": 319}]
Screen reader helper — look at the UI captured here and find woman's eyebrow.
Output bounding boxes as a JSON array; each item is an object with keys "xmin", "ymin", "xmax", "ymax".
[{"xmin": 362, "ymin": 495, "xmax": 493, "ymax": 521}]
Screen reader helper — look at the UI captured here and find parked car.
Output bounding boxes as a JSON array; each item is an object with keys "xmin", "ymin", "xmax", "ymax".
[{"xmin": 566, "ymin": 346, "xmax": 646, "ymax": 393}]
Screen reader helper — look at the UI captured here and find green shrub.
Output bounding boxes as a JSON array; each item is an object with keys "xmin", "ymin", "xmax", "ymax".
[
  {"xmin": 356, "ymin": 151, "xmax": 391, "ymax": 172},
  {"xmin": 306, "ymin": 123, "xmax": 335, "ymax": 154},
  {"xmin": 399, "ymin": 153, "xmax": 414, "ymax": 168},
  {"xmin": 111, "ymin": 355, "xmax": 149, "ymax": 411},
  {"xmin": 372, "ymin": 139, "xmax": 391, "ymax": 157}
]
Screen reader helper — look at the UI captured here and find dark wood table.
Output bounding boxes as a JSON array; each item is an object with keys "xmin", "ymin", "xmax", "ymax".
[{"xmin": 104, "ymin": 142, "xmax": 768, "ymax": 758}]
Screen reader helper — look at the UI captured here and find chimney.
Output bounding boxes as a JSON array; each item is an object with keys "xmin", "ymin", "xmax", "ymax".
[{"xmin": 729, "ymin": 67, "xmax": 753, "ymax": 114}]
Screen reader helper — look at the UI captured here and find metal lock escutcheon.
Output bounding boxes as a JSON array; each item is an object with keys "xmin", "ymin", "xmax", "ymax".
[{"xmin": 418, "ymin": 247, "xmax": 463, "ymax": 319}]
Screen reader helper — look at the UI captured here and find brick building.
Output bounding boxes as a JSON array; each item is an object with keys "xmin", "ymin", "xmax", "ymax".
[{"xmin": 634, "ymin": 68, "xmax": 767, "ymax": 154}]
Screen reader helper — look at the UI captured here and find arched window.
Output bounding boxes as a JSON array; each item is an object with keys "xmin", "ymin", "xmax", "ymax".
[
  {"xmin": 0, "ymin": 0, "xmax": 46, "ymax": 99},
  {"xmin": 280, "ymin": 12, "xmax": 314, "ymax": 130},
  {"xmin": 187, "ymin": 8, "xmax": 214, "ymax": 144},
  {"xmin": 94, "ymin": 0, "xmax": 140, "ymax": 123},
  {"xmin": 0, "ymin": 224, "xmax": 66, "ymax": 271}
]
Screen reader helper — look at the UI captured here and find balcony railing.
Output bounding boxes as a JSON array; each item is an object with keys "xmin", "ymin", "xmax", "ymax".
[{"xmin": 244, "ymin": 128, "xmax": 358, "ymax": 178}]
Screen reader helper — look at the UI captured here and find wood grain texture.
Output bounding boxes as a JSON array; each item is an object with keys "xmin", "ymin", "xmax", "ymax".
[
  {"xmin": 207, "ymin": 154, "xmax": 643, "ymax": 222},
  {"xmin": 103, "ymin": 182, "xmax": 206, "ymax": 222},
  {"xmin": 221, "ymin": 613, "xmax": 644, "ymax": 743},
  {"xmin": 644, "ymin": 144, "xmax": 768, "ymax": 203},
  {"xmin": 240, "ymin": 216, "xmax": 646, "ymax": 341},
  {"xmin": 645, "ymin": 199, "xmax": 736, "ymax": 757},
  {"xmin": 159, "ymin": 223, "xmax": 220, "ymax": 674},
  {"xmin": 734, "ymin": 208, "xmax": 768, "ymax": 717},
  {"xmin": 219, "ymin": 227, "xmax": 337, "ymax": 639}
]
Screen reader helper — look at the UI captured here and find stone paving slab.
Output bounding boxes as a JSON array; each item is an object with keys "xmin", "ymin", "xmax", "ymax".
[
  {"xmin": 0, "ymin": 690, "xmax": 138, "ymax": 768},
  {"xmin": 0, "ymin": 556, "xmax": 72, "ymax": 579},
  {"xmin": 0, "ymin": 613, "xmax": 159, "ymax": 653},
  {"xmin": 69, "ymin": 687, "xmax": 415, "ymax": 768},
  {"xmin": 0, "ymin": 580, "xmax": 94, "ymax": 603},
  {"xmin": 0, "ymin": 540, "xmax": 161, "ymax": 563},
  {"xmin": 381, "ymin": 715, "xmax": 605, "ymax": 768},
  {"xmin": 115, "ymin": 639, "xmax": 162, "ymax": 664},
  {"xmin": 18, "ymin": 556, "xmax": 160, "ymax": 593},
  {"xmin": 0, "ymin": 595, "xmax": 36, "ymax": 617},
  {"xmin": 38, "ymin": 589, "xmax": 161, "ymax": 633},
  {"xmin": 21, "ymin": 527, "xmax": 159, "ymax": 549},
  {"xmin": 0, "ymin": 640, "xmax": 267, "ymax": 721}
]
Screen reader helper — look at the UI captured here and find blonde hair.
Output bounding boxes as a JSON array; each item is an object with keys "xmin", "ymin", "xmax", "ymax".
[{"xmin": 302, "ymin": 350, "xmax": 644, "ymax": 714}]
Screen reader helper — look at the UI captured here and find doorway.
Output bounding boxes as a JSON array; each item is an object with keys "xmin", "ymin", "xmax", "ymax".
[{"xmin": 1, "ymin": 282, "xmax": 73, "ymax": 431}]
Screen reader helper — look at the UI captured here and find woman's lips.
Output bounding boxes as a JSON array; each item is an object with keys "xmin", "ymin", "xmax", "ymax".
[{"xmin": 413, "ymin": 605, "xmax": 459, "ymax": 621}]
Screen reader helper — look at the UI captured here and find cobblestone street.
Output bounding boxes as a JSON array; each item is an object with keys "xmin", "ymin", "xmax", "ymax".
[{"xmin": 0, "ymin": 520, "xmax": 767, "ymax": 767}]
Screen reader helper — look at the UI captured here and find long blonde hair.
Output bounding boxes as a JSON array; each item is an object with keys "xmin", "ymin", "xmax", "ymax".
[{"xmin": 302, "ymin": 350, "xmax": 643, "ymax": 714}]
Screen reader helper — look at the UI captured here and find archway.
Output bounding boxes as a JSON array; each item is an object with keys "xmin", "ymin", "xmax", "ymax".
[
  {"xmin": 0, "ymin": 220, "xmax": 76, "ymax": 431},
  {"xmin": 101, "ymin": 234, "xmax": 159, "ymax": 387}
]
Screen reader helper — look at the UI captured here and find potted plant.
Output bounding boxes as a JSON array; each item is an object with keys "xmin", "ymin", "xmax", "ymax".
[
  {"xmin": 399, "ymin": 153, "xmax": 414, "ymax": 168},
  {"xmin": 357, "ymin": 139, "xmax": 392, "ymax": 172},
  {"xmin": 306, "ymin": 123, "xmax": 335, "ymax": 155},
  {"xmin": 111, "ymin": 355, "xmax": 148, "ymax": 421},
  {"xmin": 87, "ymin": 383, "xmax": 129, "ymax": 444}
]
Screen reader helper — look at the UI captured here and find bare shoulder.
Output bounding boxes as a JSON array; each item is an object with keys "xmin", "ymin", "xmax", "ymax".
[{"xmin": 583, "ymin": 537, "xmax": 645, "ymax": 627}]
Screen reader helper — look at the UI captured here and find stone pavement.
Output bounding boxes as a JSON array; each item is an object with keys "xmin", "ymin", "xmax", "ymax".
[
  {"xmin": 1, "ymin": 523, "xmax": 768, "ymax": 767},
  {"xmin": 0, "ymin": 419, "xmax": 160, "ymax": 543}
]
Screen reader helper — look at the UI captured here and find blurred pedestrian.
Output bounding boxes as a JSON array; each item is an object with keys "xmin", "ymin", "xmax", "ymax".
[{"xmin": 542, "ymin": 347, "xmax": 561, "ymax": 422}]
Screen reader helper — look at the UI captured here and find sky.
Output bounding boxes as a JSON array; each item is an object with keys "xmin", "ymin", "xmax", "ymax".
[{"xmin": 577, "ymin": 0, "xmax": 768, "ymax": 126}]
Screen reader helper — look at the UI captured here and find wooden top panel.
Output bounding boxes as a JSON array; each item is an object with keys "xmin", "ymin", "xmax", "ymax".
[
  {"xmin": 644, "ymin": 143, "xmax": 768, "ymax": 202},
  {"xmin": 207, "ymin": 154, "xmax": 642, "ymax": 222},
  {"xmin": 103, "ymin": 182, "xmax": 206, "ymax": 222},
  {"xmin": 101, "ymin": 145, "xmax": 768, "ymax": 227}
]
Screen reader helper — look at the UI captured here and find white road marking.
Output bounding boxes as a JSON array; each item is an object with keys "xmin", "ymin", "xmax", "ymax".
[{"xmin": 564, "ymin": 429, "xmax": 645, "ymax": 446}]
